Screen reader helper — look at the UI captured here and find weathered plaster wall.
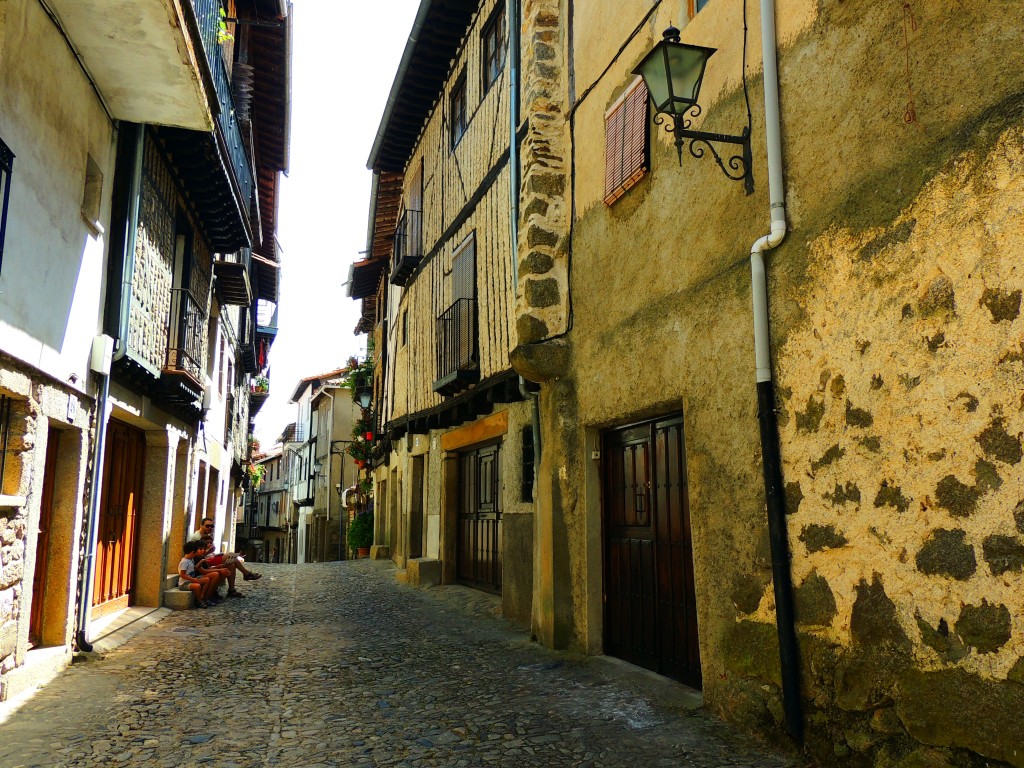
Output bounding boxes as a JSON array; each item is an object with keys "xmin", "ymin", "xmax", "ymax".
[
  {"xmin": 0, "ymin": 0, "xmax": 112, "ymax": 389},
  {"xmin": 765, "ymin": 114, "xmax": 1024, "ymax": 768},
  {"xmin": 526, "ymin": 0, "xmax": 1024, "ymax": 763}
]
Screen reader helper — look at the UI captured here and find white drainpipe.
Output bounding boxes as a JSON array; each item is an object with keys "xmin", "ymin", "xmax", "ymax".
[{"xmin": 749, "ymin": 0, "xmax": 803, "ymax": 744}]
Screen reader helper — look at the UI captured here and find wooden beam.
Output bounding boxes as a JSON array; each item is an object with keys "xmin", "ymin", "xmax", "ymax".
[{"xmin": 441, "ymin": 410, "xmax": 509, "ymax": 452}]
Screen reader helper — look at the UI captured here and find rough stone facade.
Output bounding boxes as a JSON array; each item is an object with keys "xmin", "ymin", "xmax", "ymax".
[
  {"xmin": 514, "ymin": 0, "xmax": 570, "ymax": 351},
  {"xmin": 514, "ymin": 0, "xmax": 1024, "ymax": 764},
  {"xmin": 0, "ymin": 358, "xmax": 93, "ymax": 702}
]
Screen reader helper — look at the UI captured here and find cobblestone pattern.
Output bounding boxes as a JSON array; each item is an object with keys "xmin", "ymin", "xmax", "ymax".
[{"xmin": 0, "ymin": 561, "xmax": 804, "ymax": 768}]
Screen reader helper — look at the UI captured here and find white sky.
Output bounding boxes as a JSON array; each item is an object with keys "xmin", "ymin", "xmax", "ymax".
[{"xmin": 253, "ymin": 0, "xmax": 421, "ymax": 445}]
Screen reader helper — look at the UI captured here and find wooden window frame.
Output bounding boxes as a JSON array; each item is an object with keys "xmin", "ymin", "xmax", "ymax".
[
  {"xmin": 689, "ymin": 0, "xmax": 711, "ymax": 16},
  {"xmin": 481, "ymin": 4, "xmax": 507, "ymax": 95},
  {"xmin": 450, "ymin": 73, "xmax": 469, "ymax": 149},
  {"xmin": 604, "ymin": 78, "xmax": 649, "ymax": 206}
]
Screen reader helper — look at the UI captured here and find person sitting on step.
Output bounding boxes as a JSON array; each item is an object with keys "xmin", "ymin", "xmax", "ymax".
[
  {"xmin": 188, "ymin": 518, "xmax": 262, "ymax": 582},
  {"xmin": 198, "ymin": 535, "xmax": 245, "ymax": 598},
  {"xmin": 178, "ymin": 539, "xmax": 217, "ymax": 609}
]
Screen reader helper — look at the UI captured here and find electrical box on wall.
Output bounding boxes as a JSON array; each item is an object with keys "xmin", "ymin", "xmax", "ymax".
[{"xmin": 90, "ymin": 334, "xmax": 114, "ymax": 375}]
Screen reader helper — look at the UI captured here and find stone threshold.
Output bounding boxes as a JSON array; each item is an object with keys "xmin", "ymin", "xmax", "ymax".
[{"xmin": 87, "ymin": 605, "xmax": 172, "ymax": 654}]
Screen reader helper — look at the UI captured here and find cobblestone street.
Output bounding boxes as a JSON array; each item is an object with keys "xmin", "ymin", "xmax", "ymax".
[{"xmin": 0, "ymin": 561, "xmax": 801, "ymax": 768}]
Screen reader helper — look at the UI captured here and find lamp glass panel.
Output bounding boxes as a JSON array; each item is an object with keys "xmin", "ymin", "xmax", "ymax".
[
  {"xmin": 635, "ymin": 43, "xmax": 672, "ymax": 113},
  {"xmin": 665, "ymin": 45, "xmax": 710, "ymax": 110}
]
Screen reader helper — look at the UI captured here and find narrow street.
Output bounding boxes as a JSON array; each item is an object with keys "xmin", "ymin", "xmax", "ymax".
[{"xmin": 0, "ymin": 561, "xmax": 798, "ymax": 768}]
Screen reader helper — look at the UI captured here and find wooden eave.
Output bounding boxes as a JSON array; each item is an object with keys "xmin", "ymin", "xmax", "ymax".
[{"xmin": 368, "ymin": 0, "xmax": 480, "ymax": 173}]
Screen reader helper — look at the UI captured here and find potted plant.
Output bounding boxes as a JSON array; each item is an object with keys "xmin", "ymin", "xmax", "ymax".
[
  {"xmin": 347, "ymin": 439, "xmax": 370, "ymax": 465},
  {"xmin": 252, "ymin": 374, "xmax": 269, "ymax": 394},
  {"xmin": 347, "ymin": 510, "xmax": 373, "ymax": 558}
]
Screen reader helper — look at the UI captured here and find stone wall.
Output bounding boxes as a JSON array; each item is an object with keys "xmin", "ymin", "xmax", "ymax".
[
  {"xmin": 760, "ymin": 118, "xmax": 1024, "ymax": 768},
  {"xmin": 514, "ymin": 0, "xmax": 570, "ymax": 350},
  {"xmin": 0, "ymin": 357, "xmax": 93, "ymax": 701},
  {"xmin": 131, "ymin": 135, "xmax": 176, "ymax": 371},
  {"xmin": 519, "ymin": 0, "xmax": 1024, "ymax": 763}
]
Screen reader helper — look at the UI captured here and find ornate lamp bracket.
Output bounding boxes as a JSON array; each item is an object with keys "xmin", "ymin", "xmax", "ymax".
[{"xmin": 654, "ymin": 105, "xmax": 754, "ymax": 196}]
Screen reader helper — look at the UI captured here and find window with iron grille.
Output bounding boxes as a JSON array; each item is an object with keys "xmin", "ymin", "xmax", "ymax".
[
  {"xmin": 450, "ymin": 74, "xmax": 468, "ymax": 149},
  {"xmin": 604, "ymin": 78, "xmax": 649, "ymax": 206},
  {"xmin": 0, "ymin": 137, "xmax": 14, "ymax": 274},
  {"xmin": 481, "ymin": 5, "xmax": 507, "ymax": 93}
]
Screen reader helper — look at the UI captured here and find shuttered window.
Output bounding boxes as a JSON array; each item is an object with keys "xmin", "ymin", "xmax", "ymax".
[
  {"xmin": 604, "ymin": 78, "xmax": 648, "ymax": 206},
  {"xmin": 452, "ymin": 235, "xmax": 476, "ymax": 301},
  {"xmin": 691, "ymin": 0, "xmax": 711, "ymax": 16},
  {"xmin": 451, "ymin": 74, "xmax": 469, "ymax": 149}
]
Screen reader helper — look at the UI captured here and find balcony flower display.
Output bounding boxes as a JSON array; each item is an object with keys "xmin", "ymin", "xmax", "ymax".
[
  {"xmin": 252, "ymin": 375, "xmax": 269, "ymax": 394},
  {"xmin": 246, "ymin": 462, "xmax": 265, "ymax": 489}
]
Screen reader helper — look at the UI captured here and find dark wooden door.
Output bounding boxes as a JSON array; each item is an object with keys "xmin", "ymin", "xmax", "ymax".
[
  {"xmin": 29, "ymin": 428, "xmax": 60, "ymax": 646},
  {"xmin": 93, "ymin": 420, "xmax": 145, "ymax": 616},
  {"xmin": 456, "ymin": 443, "xmax": 502, "ymax": 593},
  {"xmin": 603, "ymin": 415, "xmax": 700, "ymax": 688}
]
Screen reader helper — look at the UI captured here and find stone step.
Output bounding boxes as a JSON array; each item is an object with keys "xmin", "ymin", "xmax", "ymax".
[{"xmin": 163, "ymin": 586, "xmax": 194, "ymax": 611}]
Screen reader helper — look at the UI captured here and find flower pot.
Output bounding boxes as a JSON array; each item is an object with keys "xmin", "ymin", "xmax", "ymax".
[
  {"xmin": 357, "ymin": 546, "xmax": 370, "ymax": 559},
  {"xmin": 355, "ymin": 459, "xmax": 365, "ymax": 469}
]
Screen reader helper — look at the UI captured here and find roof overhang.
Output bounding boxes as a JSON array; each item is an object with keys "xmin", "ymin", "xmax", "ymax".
[
  {"xmin": 46, "ymin": 0, "xmax": 214, "ymax": 131},
  {"xmin": 366, "ymin": 0, "xmax": 479, "ymax": 173}
]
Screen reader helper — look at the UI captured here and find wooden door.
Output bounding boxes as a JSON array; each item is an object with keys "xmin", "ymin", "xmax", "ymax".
[
  {"xmin": 603, "ymin": 415, "xmax": 700, "ymax": 688},
  {"xmin": 456, "ymin": 443, "xmax": 502, "ymax": 593},
  {"xmin": 29, "ymin": 428, "xmax": 60, "ymax": 646},
  {"xmin": 93, "ymin": 420, "xmax": 145, "ymax": 616}
]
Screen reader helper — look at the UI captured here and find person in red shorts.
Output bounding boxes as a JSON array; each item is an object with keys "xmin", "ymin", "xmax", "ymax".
[{"xmin": 188, "ymin": 518, "xmax": 262, "ymax": 590}]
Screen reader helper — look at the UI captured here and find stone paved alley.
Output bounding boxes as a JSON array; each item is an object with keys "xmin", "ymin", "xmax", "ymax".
[{"xmin": 0, "ymin": 561, "xmax": 802, "ymax": 768}]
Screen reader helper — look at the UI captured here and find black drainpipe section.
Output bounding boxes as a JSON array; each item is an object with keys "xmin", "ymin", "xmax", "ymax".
[{"xmin": 757, "ymin": 380, "xmax": 802, "ymax": 743}]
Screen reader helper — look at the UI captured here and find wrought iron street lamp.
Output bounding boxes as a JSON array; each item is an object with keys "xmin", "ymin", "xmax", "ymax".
[
  {"xmin": 633, "ymin": 27, "xmax": 753, "ymax": 194},
  {"xmin": 356, "ymin": 385, "xmax": 372, "ymax": 410}
]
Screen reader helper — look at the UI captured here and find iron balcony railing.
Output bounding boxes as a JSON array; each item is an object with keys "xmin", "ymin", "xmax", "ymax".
[
  {"xmin": 434, "ymin": 298, "xmax": 479, "ymax": 396},
  {"xmin": 190, "ymin": 0, "xmax": 254, "ymax": 217},
  {"xmin": 166, "ymin": 288, "xmax": 208, "ymax": 383},
  {"xmin": 390, "ymin": 209, "xmax": 423, "ymax": 286}
]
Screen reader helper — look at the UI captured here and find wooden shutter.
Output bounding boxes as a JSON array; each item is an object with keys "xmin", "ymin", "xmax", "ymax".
[
  {"xmin": 452, "ymin": 236, "xmax": 476, "ymax": 301},
  {"xmin": 604, "ymin": 78, "xmax": 649, "ymax": 205}
]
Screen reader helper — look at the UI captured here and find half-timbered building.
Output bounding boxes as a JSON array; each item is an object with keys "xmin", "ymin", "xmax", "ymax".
[{"xmin": 350, "ymin": 0, "xmax": 534, "ymax": 623}]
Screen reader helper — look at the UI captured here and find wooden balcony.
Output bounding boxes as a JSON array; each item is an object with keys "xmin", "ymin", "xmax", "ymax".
[
  {"xmin": 250, "ymin": 380, "xmax": 270, "ymax": 415},
  {"xmin": 213, "ymin": 251, "xmax": 253, "ymax": 306},
  {"xmin": 390, "ymin": 209, "xmax": 423, "ymax": 287},
  {"xmin": 433, "ymin": 298, "xmax": 479, "ymax": 397}
]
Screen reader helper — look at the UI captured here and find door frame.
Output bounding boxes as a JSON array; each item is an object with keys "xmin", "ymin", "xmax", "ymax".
[
  {"xmin": 599, "ymin": 412, "xmax": 701, "ymax": 688},
  {"xmin": 455, "ymin": 438, "xmax": 503, "ymax": 594},
  {"xmin": 92, "ymin": 419, "xmax": 146, "ymax": 619}
]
